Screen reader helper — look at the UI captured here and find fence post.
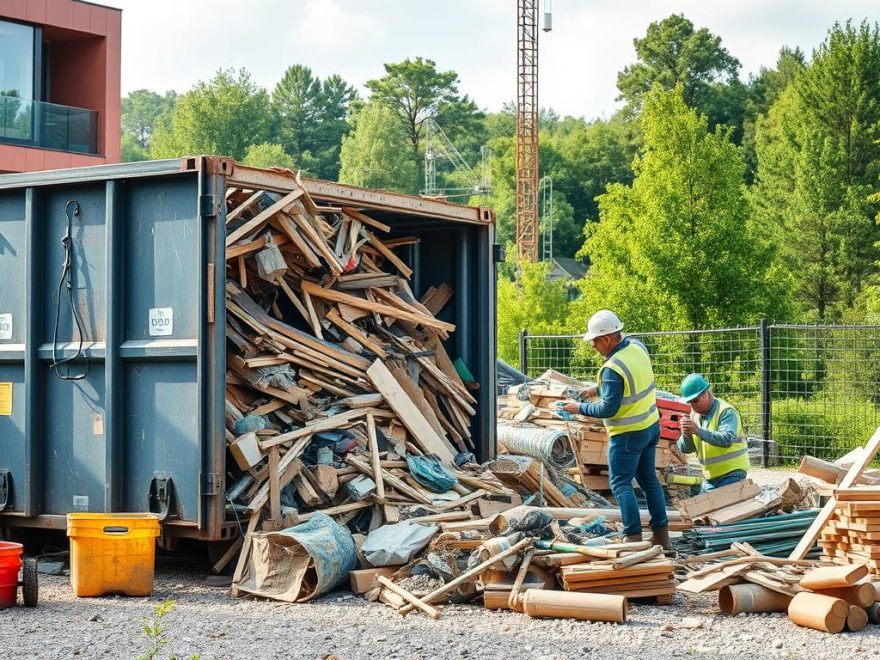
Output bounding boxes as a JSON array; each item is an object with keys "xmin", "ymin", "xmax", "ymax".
[
  {"xmin": 759, "ymin": 319, "xmax": 772, "ymax": 468},
  {"xmin": 519, "ymin": 329, "xmax": 529, "ymax": 376}
]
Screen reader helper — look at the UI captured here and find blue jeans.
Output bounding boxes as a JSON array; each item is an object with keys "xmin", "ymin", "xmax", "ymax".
[
  {"xmin": 701, "ymin": 470, "xmax": 747, "ymax": 493},
  {"xmin": 608, "ymin": 422, "xmax": 668, "ymax": 537}
]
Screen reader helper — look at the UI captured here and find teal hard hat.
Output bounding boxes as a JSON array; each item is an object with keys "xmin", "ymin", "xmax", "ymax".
[{"xmin": 680, "ymin": 373, "xmax": 710, "ymax": 403}]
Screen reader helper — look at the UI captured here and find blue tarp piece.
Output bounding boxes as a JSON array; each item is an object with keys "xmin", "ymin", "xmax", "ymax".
[{"xmin": 405, "ymin": 454, "xmax": 458, "ymax": 493}]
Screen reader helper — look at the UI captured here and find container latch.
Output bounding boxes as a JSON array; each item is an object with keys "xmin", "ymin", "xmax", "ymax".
[
  {"xmin": 149, "ymin": 474, "xmax": 174, "ymax": 521},
  {"xmin": 200, "ymin": 194, "xmax": 222, "ymax": 218},
  {"xmin": 0, "ymin": 469, "xmax": 9, "ymax": 510}
]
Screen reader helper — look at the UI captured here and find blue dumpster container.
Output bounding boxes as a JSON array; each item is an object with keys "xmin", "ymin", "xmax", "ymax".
[{"xmin": 0, "ymin": 157, "xmax": 498, "ymax": 541}]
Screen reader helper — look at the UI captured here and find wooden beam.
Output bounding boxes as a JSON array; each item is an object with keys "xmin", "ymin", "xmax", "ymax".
[
  {"xmin": 367, "ymin": 359, "xmax": 456, "ymax": 463},
  {"xmin": 302, "ymin": 281, "xmax": 455, "ymax": 333},
  {"xmin": 226, "ymin": 189, "xmax": 304, "ymax": 246}
]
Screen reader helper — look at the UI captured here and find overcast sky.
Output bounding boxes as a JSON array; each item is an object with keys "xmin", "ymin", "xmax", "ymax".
[{"xmin": 103, "ymin": 0, "xmax": 877, "ymax": 120}]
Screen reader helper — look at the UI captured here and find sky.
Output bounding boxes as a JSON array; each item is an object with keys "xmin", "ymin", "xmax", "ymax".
[{"xmin": 103, "ymin": 0, "xmax": 878, "ymax": 120}]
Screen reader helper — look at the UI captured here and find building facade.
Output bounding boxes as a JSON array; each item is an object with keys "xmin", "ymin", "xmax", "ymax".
[{"xmin": 0, "ymin": 0, "xmax": 121, "ymax": 173}]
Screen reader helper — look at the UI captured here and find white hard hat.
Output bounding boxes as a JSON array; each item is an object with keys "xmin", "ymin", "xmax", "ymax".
[{"xmin": 583, "ymin": 309, "xmax": 623, "ymax": 341}]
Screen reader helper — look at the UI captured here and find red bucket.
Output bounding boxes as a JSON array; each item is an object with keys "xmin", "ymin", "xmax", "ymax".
[{"xmin": 0, "ymin": 542, "xmax": 23, "ymax": 608}]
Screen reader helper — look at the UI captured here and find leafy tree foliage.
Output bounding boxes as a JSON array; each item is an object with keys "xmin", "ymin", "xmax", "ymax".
[
  {"xmin": 242, "ymin": 142, "xmax": 297, "ymax": 170},
  {"xmin": 149, "ymin": 69, "xmax": 272, "ymax": 161},
  {"xmin": 338, "ymin": 101, "xmax": 418, "ymax": 193},
  {"xmin": 617, "ymin": 14, "xmax": 744, "ymax": 136},
  {"xmin": 365, "ymin": 57, "xmax": 484, "ymax": 167},
  {"xmin": 575, "ymin": 86, "xmax": 786, "ymax": 332},
  {"xmin": 752, "ymin": 21, "xmax": 880, "ymax": 320},
  {"xmin": 272, "ymin": 65, "xmax": 357, "ymax": 179},
  {"xmin": 496, "ymin": 260, "xmax": 573, "ymax": 365}
]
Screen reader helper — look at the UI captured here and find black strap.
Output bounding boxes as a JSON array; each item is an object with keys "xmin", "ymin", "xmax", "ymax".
[{"xmin": 50, "ymin": 200, "xmax": 90, "ymax": 381}]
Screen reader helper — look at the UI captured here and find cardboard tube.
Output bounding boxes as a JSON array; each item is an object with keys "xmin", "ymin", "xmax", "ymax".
[
  {"xmin": 867, "ymin": 602, "xmax": 880, "ymax": 625},
  {"xmin": 520, "ymin": 590, "xmax": 627, "ymax": 623},
  {"xmin": 718, "ymin": 584, "xmax": 792, "ymax": 615},
  {"xmin": 799, "ymin": 565, "xmax": 868, "ymax": 590},
  {"xmin": 847, "ymin": 605, "xmax": 868, "ymax": 632},
  {"xmin": 811, "ymin": 583, "xmax": 876, "ymax": 608},
  {"xmin": 788, "ymin": 592, "xmax": 848, "ymax": 633}
]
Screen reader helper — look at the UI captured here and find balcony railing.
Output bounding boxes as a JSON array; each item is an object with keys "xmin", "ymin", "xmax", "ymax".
[{"xmin": 0, "ymin": 94, "xmax": 99, "ymax": 154}]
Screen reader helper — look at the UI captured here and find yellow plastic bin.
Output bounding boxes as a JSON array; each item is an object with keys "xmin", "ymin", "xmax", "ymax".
[{"xmin": 66, "ymin": 513, "xmax": 160, "ymax": 597}]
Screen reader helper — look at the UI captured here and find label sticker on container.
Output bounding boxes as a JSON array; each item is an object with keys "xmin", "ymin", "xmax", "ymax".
[
  {"xmin": 73, "ymin": 495, "xmax": 89, "ymax": 511},
  {"xmin": 93, "ymin": 414, "xmax": 104, "ymax": 436},
  {"xmin": 148, "ymin": 307, "xmax": 173, "ymax": 336},
  {"xmin": 0, "ymin": 313, "xmax": 11, "ymax": 340},
  {"xmin": 0, "ymin": 382, "xmax": 10, "ymax": 416}
]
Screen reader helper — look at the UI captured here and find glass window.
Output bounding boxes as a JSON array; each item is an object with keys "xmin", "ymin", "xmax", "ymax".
[{"xmin": 0, "ymin": 20, "xmax": 36, "ymax": 141}]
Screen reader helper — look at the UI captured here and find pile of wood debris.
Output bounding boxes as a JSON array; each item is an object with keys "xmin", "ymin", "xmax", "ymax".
[{"xmin": 497, "ymin": 369, "xmax": 688, "ymax": 493}]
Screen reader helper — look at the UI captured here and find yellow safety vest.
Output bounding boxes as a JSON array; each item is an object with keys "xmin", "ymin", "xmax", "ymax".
[
  {"xmin": 690, "ymin": 398, "xmax": 751, "ymax": 479},
  {"xmin": 597, "ymin": 339, "xmax": 659, "ymax": 438}
]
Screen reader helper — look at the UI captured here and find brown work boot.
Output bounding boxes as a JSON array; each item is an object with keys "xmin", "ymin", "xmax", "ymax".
[
  {"xmin": 624, "ymin": 533, "xmax": 642, "ymax": 543},
  {"xmin": 651, "ymin": 525, "xmax": 673, "ymax": 552}
]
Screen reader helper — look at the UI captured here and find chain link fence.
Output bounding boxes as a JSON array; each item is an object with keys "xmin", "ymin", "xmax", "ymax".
[{"xmin": 519, "ymin": 323, "xmax": 880, "ymax": 465}]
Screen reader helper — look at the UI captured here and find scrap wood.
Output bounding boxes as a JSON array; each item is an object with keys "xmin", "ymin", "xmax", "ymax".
[
  {"xmin": 790, "ymin": 427, "xmax": 880, "ymax": 559},
  {"xmin": 377, "ymin": 576, "xmax": 440, "ymax": 619}
]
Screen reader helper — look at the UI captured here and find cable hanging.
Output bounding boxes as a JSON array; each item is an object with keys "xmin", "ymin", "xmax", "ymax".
[{"xmin": 50, "ymin": 200, "xmax": 90, "ymax": 381}]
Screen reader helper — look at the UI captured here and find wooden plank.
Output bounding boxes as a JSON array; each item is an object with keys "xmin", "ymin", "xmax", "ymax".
[
  {"xmin": 367, "ymin": 359, "xmax": 456, "ymax": 463},
  {"xmin": 212, "ymin": 536, "xmax": 244, "ymax": 575},
  {"xmin": 676, "ymin": 479, "xmax": 760, "ymax": 519},
  {"xmin": 302, "ymin": 281, "xmax": 454, "ymax": 332},
  {"xmin": 420, "ymin": 283, "xmax": 453, "ymax": 316},
  {"xmin": 326, "ymin": 309, "xmax": 388, "ymax": 358},
  {"xmin": 790, "ymin": 427, "xmax": 880, "ymax": 559},
  {"xmin": 226, "ymin": 189, "xmax": 304, "ymax": 246},
  {"xmin": 377, "ymin": 576, "xmax": 441, "ymax": 618},
  {"xmin": 342, "ymin": 206, "xmax": 392, "ymax": 234},
  {"xmin": 363, "ymin": 230, "xmax": 413, "ymax": 278}
]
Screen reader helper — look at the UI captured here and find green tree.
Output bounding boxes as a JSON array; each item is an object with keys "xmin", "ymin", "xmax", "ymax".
[
  {"xmin": 150, "ymin": 69, "xmax": 272, "ymax": 161},
  {"xmin": 272, "ymin": 65, "xmax": 357, "ymax": 180},
  {"xmin": 338, "ymin": 101, "xmax": 418, "ymax": 193},
  {"xmin": 121, "ymin": 133, "xmax": 148, "ymax": 162},
  {"xmin": 496, "ymin": 260, "xmax": 573, "ymax": 366},
  {"xmin": 242, "ymin": 142, "xmax": 297, "ymax": 170},
  {"xmin": 752, "ymin": 21, "xmax": 880, "ymax": 319},
  {"xmin": 617, "ymin": 14, "xmax": 744, "ymax": 135},
  {"xmin": 741, "ymin": 47, "xmax": 806, "ymax": 180},
  {"xmin": 575, "ymin": 86, "xmax": 786, "ymax": 333},
  {"xmin": 365, "ymin": 57, "xmax": 484, "ymax": 168},
  {"xmin": 121, "ymin": 89, "xmax": 177, "ymax": 150}
]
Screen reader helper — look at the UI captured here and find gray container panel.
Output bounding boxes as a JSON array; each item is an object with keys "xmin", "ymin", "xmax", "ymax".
[
  {"xmin": 44, "ymin": 372, "xmax": 106, "ymax": 513},
  {"xmin": 124, "ymin": 179, "xmax": 199, "ymax": 342},
  {"xmin": 123, "ymin": 362, "xmax": 199, "ymax": 517},
  {"xmin": 42, "ymin": 186, "xmax": 107, "ymax": 343},
  {"xmin": 0, "ymin": 367, "xmax": 25, "ymax": 509},
  {"xmin": 0, "ymin": 192, "xmax": 26, "ymax": 343}
]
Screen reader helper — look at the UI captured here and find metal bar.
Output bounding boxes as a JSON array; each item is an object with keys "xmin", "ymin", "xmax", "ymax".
[
  {"xmin": 519, "ymin": 329, "xmax": 529, "ymax": 376},
  {"xmin": 103, "ymin": 180, "xmax": 123, "ymax": 511},
  {"xmin": 23, "ymin": 187, "xmax": 44, "ymax": 516},
  {"xmin": 759, "ymin": 319, "xmax": 771, "ymax": 468}
]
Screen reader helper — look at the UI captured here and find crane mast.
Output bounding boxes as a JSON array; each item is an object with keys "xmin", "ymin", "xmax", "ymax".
[{"xmin": 515, "ymin": 0, "xmax": 540, "ymax": 264}]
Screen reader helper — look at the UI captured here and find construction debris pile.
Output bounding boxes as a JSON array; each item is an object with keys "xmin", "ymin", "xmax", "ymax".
[{"xmin": 497, "ymin": 370, "xmax": 688, "ymax": 493}]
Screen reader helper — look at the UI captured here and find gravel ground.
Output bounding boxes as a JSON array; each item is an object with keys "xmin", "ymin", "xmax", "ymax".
[{"xmin": 1, "ymin": 468, "xmax": 875, "ymax": 660}]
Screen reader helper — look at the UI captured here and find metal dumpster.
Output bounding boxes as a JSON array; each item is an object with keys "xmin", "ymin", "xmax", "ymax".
[{"xmin": 0, "ymin": 156, "xmax": 498, "ymax": 541}]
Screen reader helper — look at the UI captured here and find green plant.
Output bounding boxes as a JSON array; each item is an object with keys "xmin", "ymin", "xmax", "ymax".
[{"xmin": 137, "ymin": 599, "xmax": 200, "ymax": 660}]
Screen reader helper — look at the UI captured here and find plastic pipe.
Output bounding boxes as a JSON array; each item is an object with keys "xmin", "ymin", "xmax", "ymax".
[
  {"xmin": 718, "ymin": 583, "xmax": 792, "ymax": 615},
  {"xmin": 520, "ymin": 589, "xmax": 627, "ymax": 623}
]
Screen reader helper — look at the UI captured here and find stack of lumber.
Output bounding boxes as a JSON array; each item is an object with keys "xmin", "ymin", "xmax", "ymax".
[
  {"xmin": 497, "ymin": 371, "xmax": 686, "ymax": 492},
  {"xmin": 818, "ymin": 486, "xmax": 880, "ymax": 575},
  {"xmin": 540, "ymin": 541, "xmax": 676, "ymax": 603},
  {"xmin": 676, "ymin": 509, "xmax": 821, "ymax": 558},
  {"xmin": 222, "ymin": 176, "xmax": 523, "ymax": 580},
  {"xmin": 675, "ymin": 478, "xmax": 805, "ymax": 526}
]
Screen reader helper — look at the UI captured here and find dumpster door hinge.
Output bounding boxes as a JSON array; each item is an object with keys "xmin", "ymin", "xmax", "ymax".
[
  {"xmin": 201, "ymin": 472, "xmax": 222, "ymax": 496},
  {"xmin": 149, "ymin": 473, "xmax": 174, "ymax": 521},
  {"xmin": 0, "ymin": 469, "xmax": 10, "ymax": 510},
  {"xmin": 200, "ymin": 194, "xmax": 222, "ymax": 218}
]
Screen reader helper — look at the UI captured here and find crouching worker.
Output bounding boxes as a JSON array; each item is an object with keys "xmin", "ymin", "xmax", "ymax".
[
  {"xmin": 560, "ymin": 310, "xmax": 671, "ymax": 550},
  {"xmin": 678, "ymin": 373, "xmax": 750, "ymax": 492}
]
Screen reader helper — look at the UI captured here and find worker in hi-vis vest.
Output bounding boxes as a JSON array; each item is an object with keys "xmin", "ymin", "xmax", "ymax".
[
  {"xmin": 560, "ymin": 310, "xmax": 671, "ymax": 550},
  {"xmin": 677, "ymin": 373, "xmax": 750, "ymax": 492}
]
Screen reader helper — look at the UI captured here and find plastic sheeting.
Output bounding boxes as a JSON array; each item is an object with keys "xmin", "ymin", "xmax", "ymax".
[
  {"xmin": 362, "ymin": 521, "xmax": 438, "ymax": 566},
  {"xmin": 497, "ymin": 424, "xmax": 574, "ymax": 468},
  {"xmin": 234, "ymin": 512, "xmax": 356, "ymax": 602},
  {"xmin": 405, "ymin": 454, "xmax": 458, "ymax": 492}
]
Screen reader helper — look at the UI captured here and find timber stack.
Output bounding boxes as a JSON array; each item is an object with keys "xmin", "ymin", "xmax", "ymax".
[{"xmin": 497, "ymin": 370, "xmax": 687, "ymax": 492}]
